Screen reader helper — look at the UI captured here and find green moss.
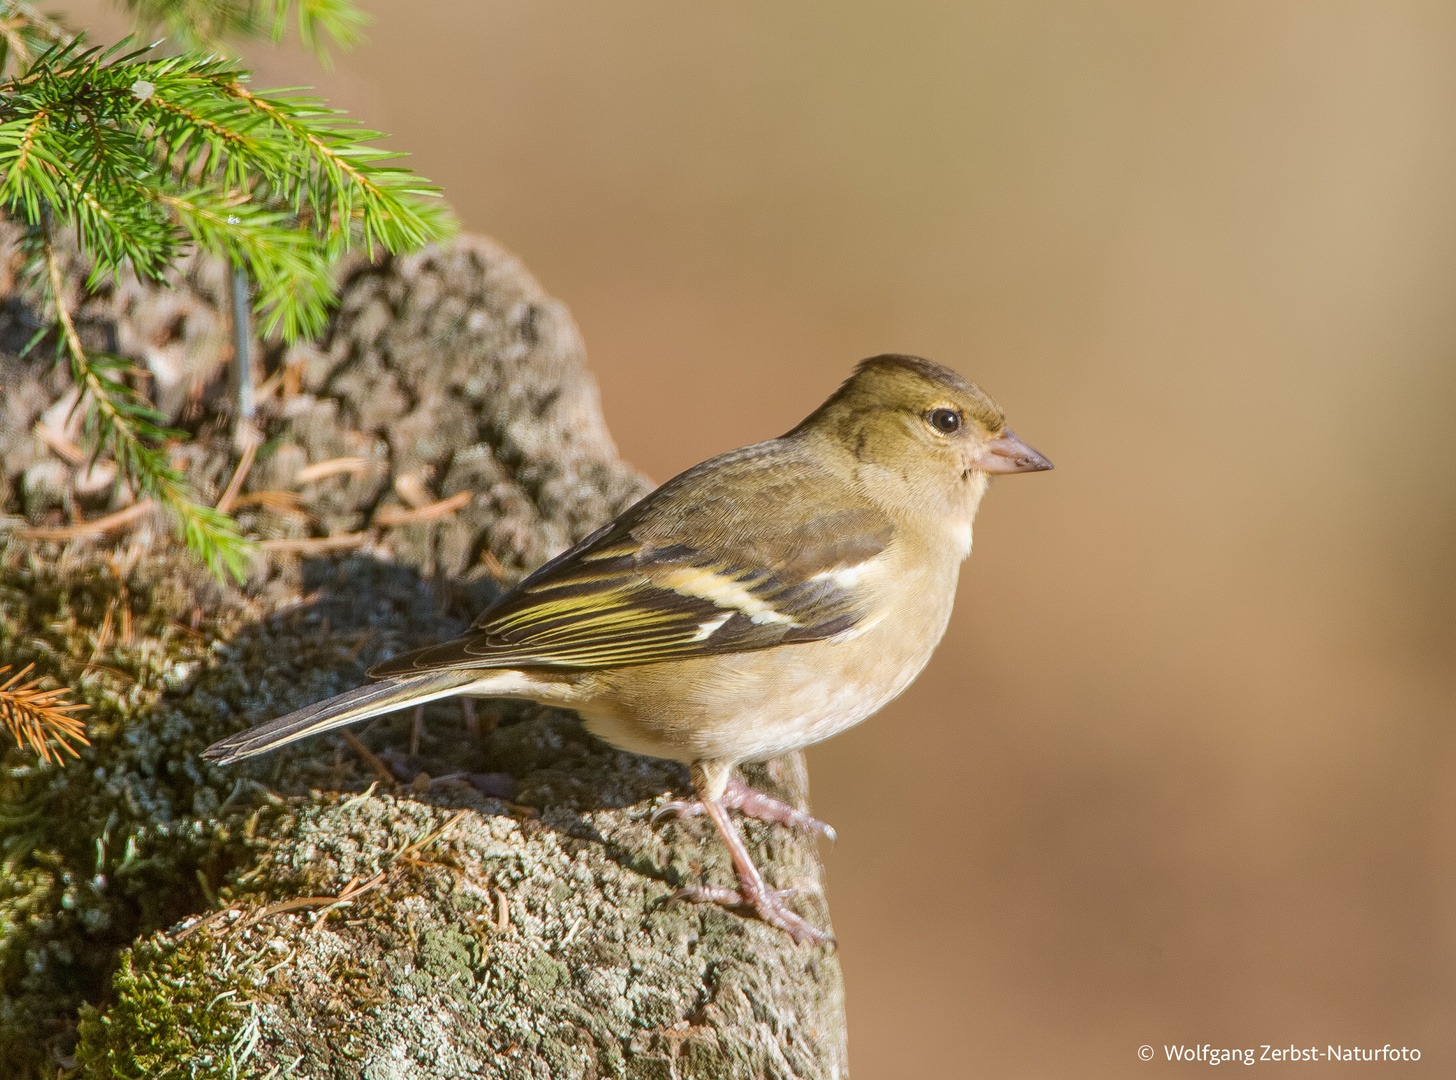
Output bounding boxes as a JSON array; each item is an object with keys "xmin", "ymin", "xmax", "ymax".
[
  {"xmin": 0, "ymin": 544, "xmax": 414, "ymax": 1074},
  {"xmin": 73, "ymin": 942, "xmax": 258, "ymax": 1080},
  {"xmin": 0, "ymin": 548, "xmax": 251, "ymax": 1076}
]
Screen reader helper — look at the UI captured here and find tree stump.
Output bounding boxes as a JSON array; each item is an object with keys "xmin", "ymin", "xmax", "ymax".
[{"xmin": 0, "ymin": 234, "xmax": 847, "ymax": 1079}]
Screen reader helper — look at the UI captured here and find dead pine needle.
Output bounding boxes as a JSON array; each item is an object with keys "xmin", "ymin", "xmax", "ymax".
[
  {"xmin": 16, "ymin": 499, "xmax": 158, "ymax": 541},
  {"xmin": 0, "ymin": 664, "xmax": 90, "ymax": 764},
  {"xmin": 215, "ymin": 439, "xmax": 259, "ymax": 515}
]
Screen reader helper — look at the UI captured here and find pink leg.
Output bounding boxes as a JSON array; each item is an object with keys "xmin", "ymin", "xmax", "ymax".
[
  {"xmin": 673, "ymin": 799, "xmax": 834, "ymax": 946},
  {"xmin": 653, "ymin": 776, "xmax": 836, "ymax": 842},
  {"xmin": 656, "ymin": 770, "xmax": 835, "ymax": 945}
]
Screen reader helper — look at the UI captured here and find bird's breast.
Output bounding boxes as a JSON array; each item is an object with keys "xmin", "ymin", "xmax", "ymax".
[{"xmin": 575, "ymin": 543, "xmax": 962, "ymax": 764}]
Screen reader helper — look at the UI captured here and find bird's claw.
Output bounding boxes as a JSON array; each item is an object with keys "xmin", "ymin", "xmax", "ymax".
[
  {"xmin": 672, "ymin": 883, "xmax": 743, "ymax": 906},
  {"xmin": 650, "ymin": 798, "xmax": 701, "ymax": 826},
  {"xmin": 673, "ymin": 884, "xmax": 835, "ymax": 946}
]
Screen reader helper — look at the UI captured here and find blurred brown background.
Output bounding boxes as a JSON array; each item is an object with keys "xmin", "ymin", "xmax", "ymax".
[{"xmin": 62, "ymin": 1, "xmax": 1456, "ymax": 1074}]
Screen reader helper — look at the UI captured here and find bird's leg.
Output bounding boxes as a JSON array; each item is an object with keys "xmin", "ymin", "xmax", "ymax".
[
  {"xmin": 675, "ymin": 798, "xmax": 834, "ymax": 946},
  {"xmin": 669, "ymin": 762, "xmax": 834, "ymax": 946},
  {"xmin": 653, "ymin": 775, "xmax": 836, "ymax": 842}
]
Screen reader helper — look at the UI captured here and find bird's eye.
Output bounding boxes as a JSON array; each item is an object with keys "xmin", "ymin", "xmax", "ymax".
[{"xmin": 927, "ymin": 408, "xmax": 962, "ymax": 434}]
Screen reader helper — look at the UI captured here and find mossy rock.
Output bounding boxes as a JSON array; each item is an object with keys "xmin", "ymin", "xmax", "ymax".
[
  {"xmin": 0, "ymin": 547, "xmax": 844, "ymax": 1078},
  {"xmin": 0, "ymin": 233, "xmax": 847, "ymax": 1078}
]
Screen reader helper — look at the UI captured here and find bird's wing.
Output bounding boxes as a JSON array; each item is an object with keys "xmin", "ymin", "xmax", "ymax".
[{"xmin": 369, "ymin": 440, "xmax": 894, "ymax": 675}]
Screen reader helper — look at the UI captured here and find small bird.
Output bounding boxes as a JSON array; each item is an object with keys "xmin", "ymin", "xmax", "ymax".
[{"xmin": 204, "ymin": 354, "xmax": 1052, "ymax": 944}]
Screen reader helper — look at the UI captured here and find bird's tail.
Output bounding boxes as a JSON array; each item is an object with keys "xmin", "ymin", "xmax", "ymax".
[{"xmin": 202, "ymin": 670, "xmax": 483, "ymax": 764}]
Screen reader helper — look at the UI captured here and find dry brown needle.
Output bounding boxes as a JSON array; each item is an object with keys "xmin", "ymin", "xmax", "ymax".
[{"xmin": 0, "ymin": 664, "xmax": 90, "ymax": 765}]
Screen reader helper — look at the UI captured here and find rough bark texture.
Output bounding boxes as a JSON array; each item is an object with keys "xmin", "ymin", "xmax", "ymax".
[{"xmin": 0, "ymin": 235, "xmax": 847, "ymax": 1078}]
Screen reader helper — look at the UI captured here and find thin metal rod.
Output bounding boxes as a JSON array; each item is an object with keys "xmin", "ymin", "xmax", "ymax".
[{"xmin": 229, "ymin": 262, "xmax": 254, "ymax": 421}]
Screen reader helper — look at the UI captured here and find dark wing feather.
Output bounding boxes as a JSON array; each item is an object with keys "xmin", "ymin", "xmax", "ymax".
[{"xmin": 369, "ymin": 439, "xmax": 893, "ymax": 676}]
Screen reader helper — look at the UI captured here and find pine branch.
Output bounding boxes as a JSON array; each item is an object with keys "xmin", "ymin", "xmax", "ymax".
[
  {"xmin": 144, "ymin": 183, "xmax": 334, "ymax": 338},
  {"xmin": 0, "ymin": 25, "xmax": 448, "ymax": 579},
  {"xmin": 0, "ymin": 24, "xmax": 454, "ymax": 581},
  {"xmin": 220, "ymin": 81, "xmax": 449, "ymax": 257},
  {"xmin": 0, "ymin": 663, "xmax": 89, "ymax": 765},
  {"xmin": 0, "ymin": 39, "xmax": 454, "ymax": 331},
  {"xmin": 42, "ymin": 234, "xmax": 256, "ymax": 582}
]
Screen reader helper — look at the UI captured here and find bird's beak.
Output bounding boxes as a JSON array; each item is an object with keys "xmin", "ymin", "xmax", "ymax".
[{"xmin": 971, "ymin": 429, "xmax": 1054, "ymax": 473}]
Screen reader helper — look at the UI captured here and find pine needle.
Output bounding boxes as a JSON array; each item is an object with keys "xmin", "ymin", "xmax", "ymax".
[{"xmin": 0, "ymin": 663, "xmax": 90, "ymax": 764}]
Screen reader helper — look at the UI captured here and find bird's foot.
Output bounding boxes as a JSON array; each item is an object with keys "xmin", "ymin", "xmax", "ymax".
[
  {"xmin": 652, "ymin": 777, "xmax": 836, "ymax": 841},
  {"xmin": 662, "ymin": 773, "xmax": 836, "ymax": 945},
  {"xmin": 674, "ymin": 883, "xmax": 835, "ymax": 947}
]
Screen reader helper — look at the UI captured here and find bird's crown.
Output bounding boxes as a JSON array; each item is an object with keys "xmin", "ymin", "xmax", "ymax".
[{"xmin": 793, "ymin": 353, "xmax": 1007, "ymax": 441}]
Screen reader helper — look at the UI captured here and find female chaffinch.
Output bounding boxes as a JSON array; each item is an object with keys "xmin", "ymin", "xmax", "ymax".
[{"xmin": 206, "ymin": 354, "xmax": 1052, "ymax": 944}]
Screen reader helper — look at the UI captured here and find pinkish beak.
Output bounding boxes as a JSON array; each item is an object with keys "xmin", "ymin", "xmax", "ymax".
[{"xmin": 970, "ymin": 429, "xmax": 1054, "ymax": 474}]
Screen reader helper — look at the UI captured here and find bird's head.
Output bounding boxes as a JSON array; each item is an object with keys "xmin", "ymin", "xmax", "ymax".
[{"xmin": 793, "ymin": 353, "xmax": 1052, "ymax": 531}]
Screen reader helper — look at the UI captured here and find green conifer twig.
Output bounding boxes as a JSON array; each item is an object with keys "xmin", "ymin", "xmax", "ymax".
[
  {"xmin": 0, "ymin": 11, "xmax": 454, "ymax": 579},
  {"xmin": 42, "ymin": 231, "xmax": 256, "ymax": 581}
]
